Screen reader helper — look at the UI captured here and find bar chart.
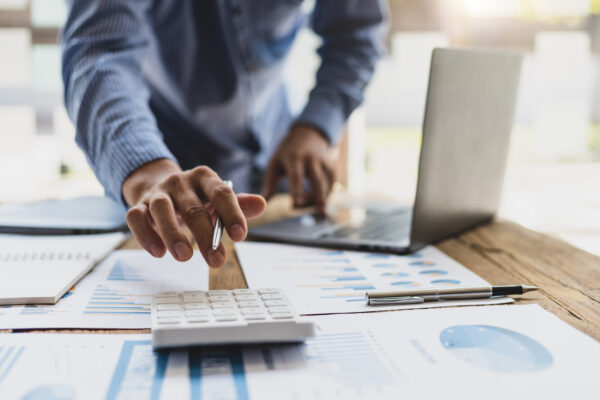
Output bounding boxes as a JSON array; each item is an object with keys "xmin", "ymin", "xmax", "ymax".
[
  {"xmin": 84, "ymin": 284, "xmax": 151, "ymax": 315},
  {"xmin": 0, "ymin": 250, "xmax": 207, "ymax": 329},
  {"xmin": 236, "ymin": 242, "xmax": 503, "ymax": 314}
]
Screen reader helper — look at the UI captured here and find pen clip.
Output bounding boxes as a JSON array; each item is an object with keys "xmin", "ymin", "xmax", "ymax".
[{"xmin": 366, "ymin": 296, "xmax": 425, "ymax": 306}]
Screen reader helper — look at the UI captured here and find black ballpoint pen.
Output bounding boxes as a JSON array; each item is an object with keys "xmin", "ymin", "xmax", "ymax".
[{"xmin": 365, "ymin": 284, "xmax": 539, "ymax": 305}]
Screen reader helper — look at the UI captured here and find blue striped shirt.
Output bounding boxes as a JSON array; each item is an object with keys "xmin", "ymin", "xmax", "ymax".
[{"xmin": 61, "ymin": 0, "xmax": 387, "ymax": 202}]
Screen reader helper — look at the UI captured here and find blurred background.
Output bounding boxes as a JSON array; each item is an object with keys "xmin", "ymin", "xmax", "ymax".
[{"xmin": 0, "ymin": 0, "xmax": 598, "ymax": 255}]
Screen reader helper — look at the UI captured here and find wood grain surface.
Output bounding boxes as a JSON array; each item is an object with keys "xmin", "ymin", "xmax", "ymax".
[{"xmin": 6, "ymin": 195, "xmax": 600, "ymax": 341}]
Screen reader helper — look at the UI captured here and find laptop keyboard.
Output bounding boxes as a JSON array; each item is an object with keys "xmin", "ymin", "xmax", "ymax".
[{"xmin": 323, "ymin": 210, "xmax": 411, "ymax": 242}]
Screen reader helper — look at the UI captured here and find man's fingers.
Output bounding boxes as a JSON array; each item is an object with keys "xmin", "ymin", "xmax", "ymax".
[
  {"xmin": 237, "ymin": 194, "xmax": 266, "ymax": 219},
  {"xmin": 210, "ymin": 242, "xmax": 227, "ymax": 268},
  {"xmin": 262, "ymin": 161, "xmax": 282, "ymax": 200},
  {"xmin": 172, "ymin": 192, "xmax": 224, "ymax": 268},
  {"xmin": 125, "ymin": 204, "xmax": 165, "ymax": 257},
  {"xmin": 285, "ymin": 158, "xmax": 306, "ymax": 207},
  {"xmin": 148, "ymin": 193, "xmax": 194, "ymax": 261},
  {"xmin": 307, "ymin": 158, "xmax": 329, "ymax": 215},
  {"xmin": 196, "ymin": 175, "xmax": 247, "ymax": 243}
]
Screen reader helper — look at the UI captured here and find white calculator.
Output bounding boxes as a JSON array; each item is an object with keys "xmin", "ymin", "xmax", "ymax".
[{"xmin": 151, "ymin": 288, "xmax": 315, "ymax": 349}]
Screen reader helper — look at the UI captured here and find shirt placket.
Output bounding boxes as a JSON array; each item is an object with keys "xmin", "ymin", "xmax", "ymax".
[{"xmin": 225, "ymin": 0, "xmax": 259, "ymax": 141}]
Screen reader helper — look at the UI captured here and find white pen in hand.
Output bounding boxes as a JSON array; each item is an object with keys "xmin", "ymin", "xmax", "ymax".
[{"xmin": 211, "ymin": 180, "xmax": 233, "ymax": 251}]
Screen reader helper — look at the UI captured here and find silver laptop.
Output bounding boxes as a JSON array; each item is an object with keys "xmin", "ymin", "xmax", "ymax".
[{"xmin": 249, "ymin": 47, "xmax": 523, "ymax": 253}]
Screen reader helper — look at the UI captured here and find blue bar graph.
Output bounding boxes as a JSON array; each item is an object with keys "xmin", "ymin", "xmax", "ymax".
[
  {"xmin": 106, "ymin": 340, "xmax": 168, "ymax": 400},
  {"xmin": 327, "ymin": 275, "xmax": 367, "ymax": 282},
  {"xmin": 305, "ymin": 332, "xmax": 396, "ymax": 387},
  {"xmin": 409, "ymin": 260, "xmax": 436, "ymax": 267},
  {"xmin": 431, "ymin": 279, "xmax": 461, "ymax": 286},
  {"xmin": 20, "ymin": 305, "xmax": 54, "ymax": 315},
  {"xmin": 84, "ymin": 285, "xmax": 151, "ymax": 315},
  {"xmin": 322, "ymin": 284, "xmax": 375, "ymax": 291},
  {"xmin": 381, "ymin": 272, "xmax": 410, "ymax": 277},
  {"xmin": 189, "ymin": 347, "xmax": 249, "ymax": 400},
  {"xmin": 107, "ymin": 260, "xmax": 144, "ymax": 281},
  {"xmin": 0, "ymin": 345, "xmax": 24, "ymax": 384},
  {"xmin": 419, "ymin": 270, "xmax": 448, "ymax": 276},
  {"xmin": 372, "ymin": 263, "xmax": 401, "ymax": 268},
  {"xmin": 391, "ymin": 281, "xmax": 420, "ymax": 287}
]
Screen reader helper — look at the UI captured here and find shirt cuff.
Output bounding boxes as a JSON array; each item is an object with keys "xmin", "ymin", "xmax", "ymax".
[
  {"xmin": 295, "ymin": 91, "xmax": 347, "ymax": 145},
  {"xmin": 95, "ymin": 129, "xmax": 177, "ymax": 206}
]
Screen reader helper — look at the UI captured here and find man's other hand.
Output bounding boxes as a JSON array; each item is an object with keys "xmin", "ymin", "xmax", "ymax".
[
  {"xmin": 262, "ymin": 124, "xmax": 335, "ymax": 215},
  {"xmin": 123, "ymin": 159, "xmax": 266, "ymax": 267}
]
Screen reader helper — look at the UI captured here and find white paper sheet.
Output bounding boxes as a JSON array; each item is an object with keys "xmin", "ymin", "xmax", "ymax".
[
  {"xmin": 0, "ymin": 305, "xmax": 598, "ymax": 400},
  {"xmin": 0, "ymin": 232, "xmax": 127, "ymax": 304},
  {"xmin": 235, "ymin": 242, "xmax": 512, "ymax": 314},
  {"xmin": 0, "ymin": 250, "xmax": 208, "ymax": 329}
]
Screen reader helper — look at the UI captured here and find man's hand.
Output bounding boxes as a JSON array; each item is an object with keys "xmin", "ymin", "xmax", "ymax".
[
  {"xmin": 262, "ymin": 124, "xmax": 335, "ymax": 215},
  {"xmin": 123, "ymin": 159, "xmax": 266, "ymax": 267}
]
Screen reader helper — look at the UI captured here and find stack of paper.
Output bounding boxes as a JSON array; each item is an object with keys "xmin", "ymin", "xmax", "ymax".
[
  {"xmin": 0, "ymin": 250, "xmax": 208, "ymax": 329},
  {"xmin": 0, "ymin": 232, "xmax": 126, "ymax": 305}
]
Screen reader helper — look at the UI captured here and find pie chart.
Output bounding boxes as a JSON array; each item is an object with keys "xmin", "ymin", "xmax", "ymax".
[
  {"xmin": 23, "ymin": 385, "xmax": 75, "ymax": 400},
  {"xmin": 440, "ymin": 325, "xmax": 554, "ymax": 373}
]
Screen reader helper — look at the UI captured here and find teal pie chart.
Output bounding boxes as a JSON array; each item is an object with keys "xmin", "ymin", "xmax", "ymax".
[
  {"xmin": 23, "ymin": 385, "xmax": 75, "ymax": 400},
  {"xmin": 440, "ymin": 325, "xmax": 553, "ymax": 373}
]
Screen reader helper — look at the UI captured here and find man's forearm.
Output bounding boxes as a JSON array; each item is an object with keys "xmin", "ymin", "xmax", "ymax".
[
  {"xmin": 62, "ymin": 0, "xmax": 176, "ymax": 203},
  {"xmin": 298, "ymin": 0, "xmax": 387, "ymax": 143}
]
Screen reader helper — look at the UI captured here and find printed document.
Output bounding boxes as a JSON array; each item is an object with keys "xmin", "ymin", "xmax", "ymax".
[
  {"xmin": 236, "ymin": 242, "xmax": 511, "ymax": 314},
  {"xmin": 0, "ymin": 232, "xmax": 126, "ymax": 304},
  {"xmin": 0, "ymin": 305, "xmax": 598, "ymax": 400},
  {"xmin": 0, "ymin": 250, "xmax": 207, "ymax": 329}
]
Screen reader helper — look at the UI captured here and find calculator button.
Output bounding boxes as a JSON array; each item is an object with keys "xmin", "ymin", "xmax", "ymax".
[
  {"xmin": 185, "ymin": 310, "xmax": 210, "ymax": 318},
  {"xmin": 157, "ymin": 297, "xmax": 179, "ymax": 304},
  {"xmin": 240, "ymin": 308, "xmax": 265, "ymax": 315},
  {"xmin": 271, "ymin": 313, "xmax": 294, "ymax": 319},
  {"xmin": 209, "ymin": 295, "xmax": 233, "ymax": 302},
  {"xmin": 184, "ymin": 303, "xmax": 209, "ymax": 310},
  {"xmin": 208, "ymin": 290, "xmax": 230, "ymax": 296},
  {"xmin": 258, "ymin": 289, "xmax": 280, "ymax": 294},
  {"xmin": 157, "ymin": 304, "xmax": 180, "ymax": 311},
  {"xmin": 267, "ymin": 306, "xmax": 292, "ymax": 314},
  {"xmin": 183, "ymin": 297, "xmax": 209, "ymax": 305},
  {"xmin": 158, "ymin": 318, "xmax": 180, "ymax": 325},
  {"xmin": 213, "ymin": 309, "xmax": 237, "ymax": 316},
  {"xmin": 211, "ymin": 303, "xmax": 236, "ymax": 309},
  {"xmin": 187, "ymin": 317, "xmax": 210, "ymax": 323},
  {"xmin": 157, "ymin": 311, "xmax": 181, "ymax": 319},
  {"xmin": 261, "ymin": 294, "xmax": 283, "ymax": 300},
  {"xmin": 237, "ymin": 301, "xmax": 260, "ymax": 308},
  {"xmin": 183, "ymin": 290, "xmax": 207, "ymax": 297},
  {"xmin": 244, "ymin": 314, "xmax": 267, "ymax": 320},
  {"xmin": 234, "ymin": 294, "xmax": 258, "ymax": 301},
  {"xmin": 156, "ymin": 292, "xmax": 178, "ymax": 298},
  {"xmin": 215, "ymin": 314, "xmax": 238, "ymax": 321},
  {"xmin": 183, "ymin": 293, "xmax": 208, "ymax": 302},
  {"xmin": 264, "ymin": 300, "xmax": 287, "ymax": 307},
  {"xmin": 233, "ymin": 289, "xmax": 253, "ymax": 295}
]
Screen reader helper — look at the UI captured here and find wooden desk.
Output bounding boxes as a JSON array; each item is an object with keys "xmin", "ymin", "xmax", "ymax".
[{"xmin": 13, "ymin": 195, "xmax": 600, "ymax": 341}]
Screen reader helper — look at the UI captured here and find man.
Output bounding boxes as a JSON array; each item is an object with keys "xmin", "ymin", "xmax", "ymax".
[{"xmin": 61, "ymin": 1, "xmax": 387, "ymax": 268}]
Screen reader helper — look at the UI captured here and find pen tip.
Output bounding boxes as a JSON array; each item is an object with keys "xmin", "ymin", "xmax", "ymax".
[{"xmin": 522, "ymin": 285, "xmax": 539, "ymax": 293}]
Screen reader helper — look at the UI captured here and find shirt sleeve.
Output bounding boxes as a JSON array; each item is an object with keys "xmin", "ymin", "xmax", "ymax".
[
  {"xmin": 61, "ymin": 0, "xmax": 177, "ymax": 203},
  {"xmin": 296, "ymin": 0, "xmax": 388, "ymax": 145}
]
